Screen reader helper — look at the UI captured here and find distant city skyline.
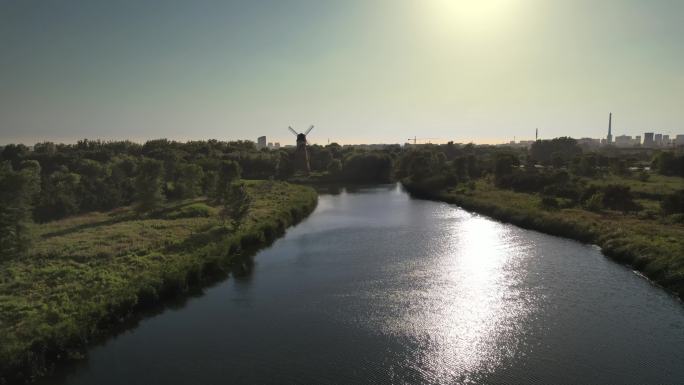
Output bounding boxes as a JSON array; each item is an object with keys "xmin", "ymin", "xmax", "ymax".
[
  {"xmin": 3, "ymin": 123, "xmax": 683, "ymax": 147},
  {"xmin": 1, "ymin": 0, "xmax": 683, "ymax": 145}
]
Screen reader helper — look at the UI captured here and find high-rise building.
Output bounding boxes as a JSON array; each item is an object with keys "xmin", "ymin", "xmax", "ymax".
[
  {"xmin": 654, "ymin": 134, "xmax": 663, "ymax": 146},
  {"xmin": 614, "ymin": 135, "xmax": 633, "ymax": 147},
  {"xmin": 643, "ymin": 132, "xmax": 654, "ymax": 147},
  {"xmin": 577, "ymin": 138, "xmax": 601, "ymax": 148},
  {"xmin": 663, "ymin": 135, "xmax": 670, "ymax": 146},
  {"xmin": 257, "ymin": 136, "xmax": 267, "ymax": 149},
  {"xmin": 675, "ymin": 135, "xmax": 684, "ymax": 146},
  {"xmin": 635, "ymin": 135, "xmax": 641, "ymax": 146}
]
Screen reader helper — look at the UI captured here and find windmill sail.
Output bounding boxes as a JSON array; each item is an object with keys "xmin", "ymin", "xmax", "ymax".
[
  {"xmin": 305, "ymin": 125, "xmax": 314, "ymax": 136},
  {"xmin": 288, "ymin": 126, "xmax": 298, "ymax": 136}
]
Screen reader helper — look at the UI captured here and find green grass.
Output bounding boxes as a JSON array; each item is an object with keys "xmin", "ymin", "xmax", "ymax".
[
  {"xmin": 404, "ymin": 179, "xmax": 684, "ymax": 299},
  {"xmin": 0, "ymin": 180, "xmax": 317, "ymax": 383},
  {"xmin": 583, "ymin": 173, "xmax": 684, "ymax": 199}
]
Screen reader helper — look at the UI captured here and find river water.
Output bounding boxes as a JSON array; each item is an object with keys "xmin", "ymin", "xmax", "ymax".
[{"xmin": 43, "ymin": 185, "xmax": 684, "ymax": 385}]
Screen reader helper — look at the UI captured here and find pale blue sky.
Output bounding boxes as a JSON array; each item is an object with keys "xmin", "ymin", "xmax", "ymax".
[{"xmin": 1, "ymin": 0, "xmax": 682, "ymax": 145}]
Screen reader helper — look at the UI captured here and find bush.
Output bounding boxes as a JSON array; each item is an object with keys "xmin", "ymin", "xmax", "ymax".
[
  {"xmin": 164, "ymin": 203, "xmax": 214, "ymax": 219},
  {"xmin": 412, "ymin": 174, "xmax": 457, "ymax": 191},
  {"xmin": 540, "ymin": 196, "xmax": 559, "ymax": 210},
  {"xmin": 661, "ymin": 190, "xmax": 684, "ymax": 215},
  {"xmin": 652, "ymin": 151, "xmax": 684, "ymax": 177},
  {"xmin": 542, "ymin": 183, "xmax": 581, "ymax": 201},
  {"xmin": 585, "ymin": 192, "xmax": 604, "ymax": 212},
  {"xmin": 665, "ymin": 213, "xmax": 684, "ymax": 224},
  {"xmin": 601, "ymin": 184, "xmax": 641, "ymax": 213}
]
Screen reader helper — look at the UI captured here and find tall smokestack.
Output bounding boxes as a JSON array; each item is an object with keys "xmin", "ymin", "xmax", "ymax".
[
  {"xmin": 607, "ymin": 113, "xmax": 613, "ymax": 144},
  {"xmin": 609, "ymin": 113, "xmax": 612, "ymax": 135}
]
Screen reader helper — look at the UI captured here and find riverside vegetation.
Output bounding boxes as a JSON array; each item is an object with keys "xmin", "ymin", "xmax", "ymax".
[
  {"xmin": 1, "ymin": 138, "xmax": 397, "ymax": 383},
  {"xmin": 2, "ymin": 137, "xmax": 684, "ymax": 382},
  {"xmin": 0, "ymin": 180, "xmax": 317, "ymax": 383},
  {"xmin": 399, "ymin": 139, "xmax": 684, "ymax": 298},
  {"xmin": 0, "ymin": 140, "xmax": 361, "ymax": 382}
]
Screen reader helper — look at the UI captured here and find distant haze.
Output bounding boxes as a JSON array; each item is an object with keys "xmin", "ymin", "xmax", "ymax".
[{"xmin": 1, "ymin": 0, "xmax": 682, "ymax": 145}]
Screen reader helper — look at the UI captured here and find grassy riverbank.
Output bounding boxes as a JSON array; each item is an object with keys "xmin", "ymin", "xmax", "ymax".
[
  {"xmin": 0, "ymin": 180, "xmax": 317, "ymax": 383},
  {"xmin": 403, "ymin": 179, "xmax": 684, "ymax": 298}
]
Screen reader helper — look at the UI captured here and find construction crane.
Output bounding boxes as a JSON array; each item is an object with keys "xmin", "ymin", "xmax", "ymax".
[{"xmin": 407, "ymin": 136, "xmax": 440, "ymax": 145}]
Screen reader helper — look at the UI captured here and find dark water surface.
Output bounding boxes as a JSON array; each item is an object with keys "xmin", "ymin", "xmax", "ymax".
[{"xmin": 43, "ymin": 185, "xmax": 684, "ymax": 384}]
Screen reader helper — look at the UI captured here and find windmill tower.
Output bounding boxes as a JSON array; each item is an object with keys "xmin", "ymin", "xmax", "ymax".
[{"xmin": 288, "ymin": 125, "xmax": 314, "ymax": 174}]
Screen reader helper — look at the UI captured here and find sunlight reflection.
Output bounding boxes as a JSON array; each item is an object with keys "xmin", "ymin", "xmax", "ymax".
[
  {"xmin": 425, "ymin": 215, "xmax": 523, "ymax": 379},
  {"xmin": 373, "ymin": 212, "xmax": 536, "ymax": 382},
  {"xmin": 430, "ymin": 214, "xmax": 536, "ymax": 381}
]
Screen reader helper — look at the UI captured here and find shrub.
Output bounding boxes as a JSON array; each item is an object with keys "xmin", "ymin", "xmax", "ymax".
[
  {"xmin": 164, "ymin": 203, "xmax": 214, "ymax": 219},
  {"xmin": 585, "ymin": 192, "xmax": 604, "ymax": 212},
  {"xmin": 661, "ymin": 190, "xmax": 684, "ymax": 215},
  {"xmin": 601, "ymin": 184, "xmax": 641, "ymax": 213},
  {"xmin": 540, "ymin": 196, "xmax": 559, "ymax": 210}
]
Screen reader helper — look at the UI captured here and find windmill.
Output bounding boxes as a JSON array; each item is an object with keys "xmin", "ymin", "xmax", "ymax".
[{"xmin": 288, "ymin": 125, "xmax": 314, "ymax": 174}]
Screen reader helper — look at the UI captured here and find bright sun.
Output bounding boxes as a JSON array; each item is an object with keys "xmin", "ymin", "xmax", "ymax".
[{"xmin": 425, "ymin": 0, "xmax": 518, "ymax": 34}]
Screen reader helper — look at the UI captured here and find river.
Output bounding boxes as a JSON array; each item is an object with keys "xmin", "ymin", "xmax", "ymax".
[{"xmin": 42, "ymin": 184, "xmax": 684, "ymax": 384}]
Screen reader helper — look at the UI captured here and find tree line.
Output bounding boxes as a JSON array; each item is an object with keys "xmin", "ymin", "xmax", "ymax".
[
  {"xmin": 3, "ymin": 136, "xmax": 681, "ymax": 257},
  {"xmin": 399, "ymin": 138, "xmax": 684, "ymax": 216},
  {"xmin": 0, "ymin": 139, "xmax": 396, "ymax": 257}
]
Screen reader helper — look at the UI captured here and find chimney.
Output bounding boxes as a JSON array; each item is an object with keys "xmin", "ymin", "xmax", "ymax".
[{"xmin": 607, "ymin": 113, "xmax": 613, "ymax": 143}]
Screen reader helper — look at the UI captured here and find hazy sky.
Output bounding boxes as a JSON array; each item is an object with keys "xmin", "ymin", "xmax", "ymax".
[{"xmin": 1, "ymin": 0, "xmax": 682, "ymax": 145}]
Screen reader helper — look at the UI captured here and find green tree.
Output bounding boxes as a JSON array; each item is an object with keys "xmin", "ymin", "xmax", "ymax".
[
  {"xmin": 530, "ymin": 137, "xmax": 582, "ymax": 165},
  {"xmin": 34, "ymin": 168, "xmax": 81, "ymax": 222},
  {"xmin": 609, "ymin": 158, "xmax": 629, "ymax": 176},
  {"xmin": 494, "ymin": 153, "xmax": 519, "ymax": 178},
  {"xmin": 466, "ymin": 155, "xmax": 480, "ymax": 179},
  {"xmin": 173, "ymin": 163, "xmax": 204, "ymax": 199},
  {"xmin": 652, "ymin": 151, "xmax": 684, "ymax": 177},
  {"xmin": 0, "ymin": 161, "xmax": 41, "ymax": 258},
  {"xmin": 214, "ymin": 160, "xmax": 241, "ymax": 203},
  {"xmin": 74, "ymin": 158, "xmax": 111, "ymax": 212},
  {"xmin": 342, "ymin": 152, "xmax": 393, "ymax": 183},
  {"xmin": 402, "ymin": 152, "xmax": 432, "ymax": 182},
  {"xmin": 108, "ymin": 155, "xmax": 138, "ymax": 207},
  {"xmin": 327, "ymin": 158, "xmax": 342, "ymax": 176},
  {"xmin": 572, "ymin": 155, "xmax": 598, "ymax": 177},
  {"xmin": 601, "ymin": 184, "xmax": 640, "ymax": 213},
  {"xmin": 310, "ymin": 147, "xmax": 333, "ymax": 172},
  {"xmin": 454, "ymin": 156, "xmax": 468, "ymax": 180},
  {"xmin": 0, "ymin": 144, "xmax": 30, "ymax": 168},
  {"xmin": 220, "ymin": 183, "xmax": 252, "ymax": 230},
  {"xmin": 277, "ymin": 151, "xmax": 295, "ymax": 179},
  {"xmin": 134, "ymin": 158, "xmax": 165, "ymax": 213}
]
